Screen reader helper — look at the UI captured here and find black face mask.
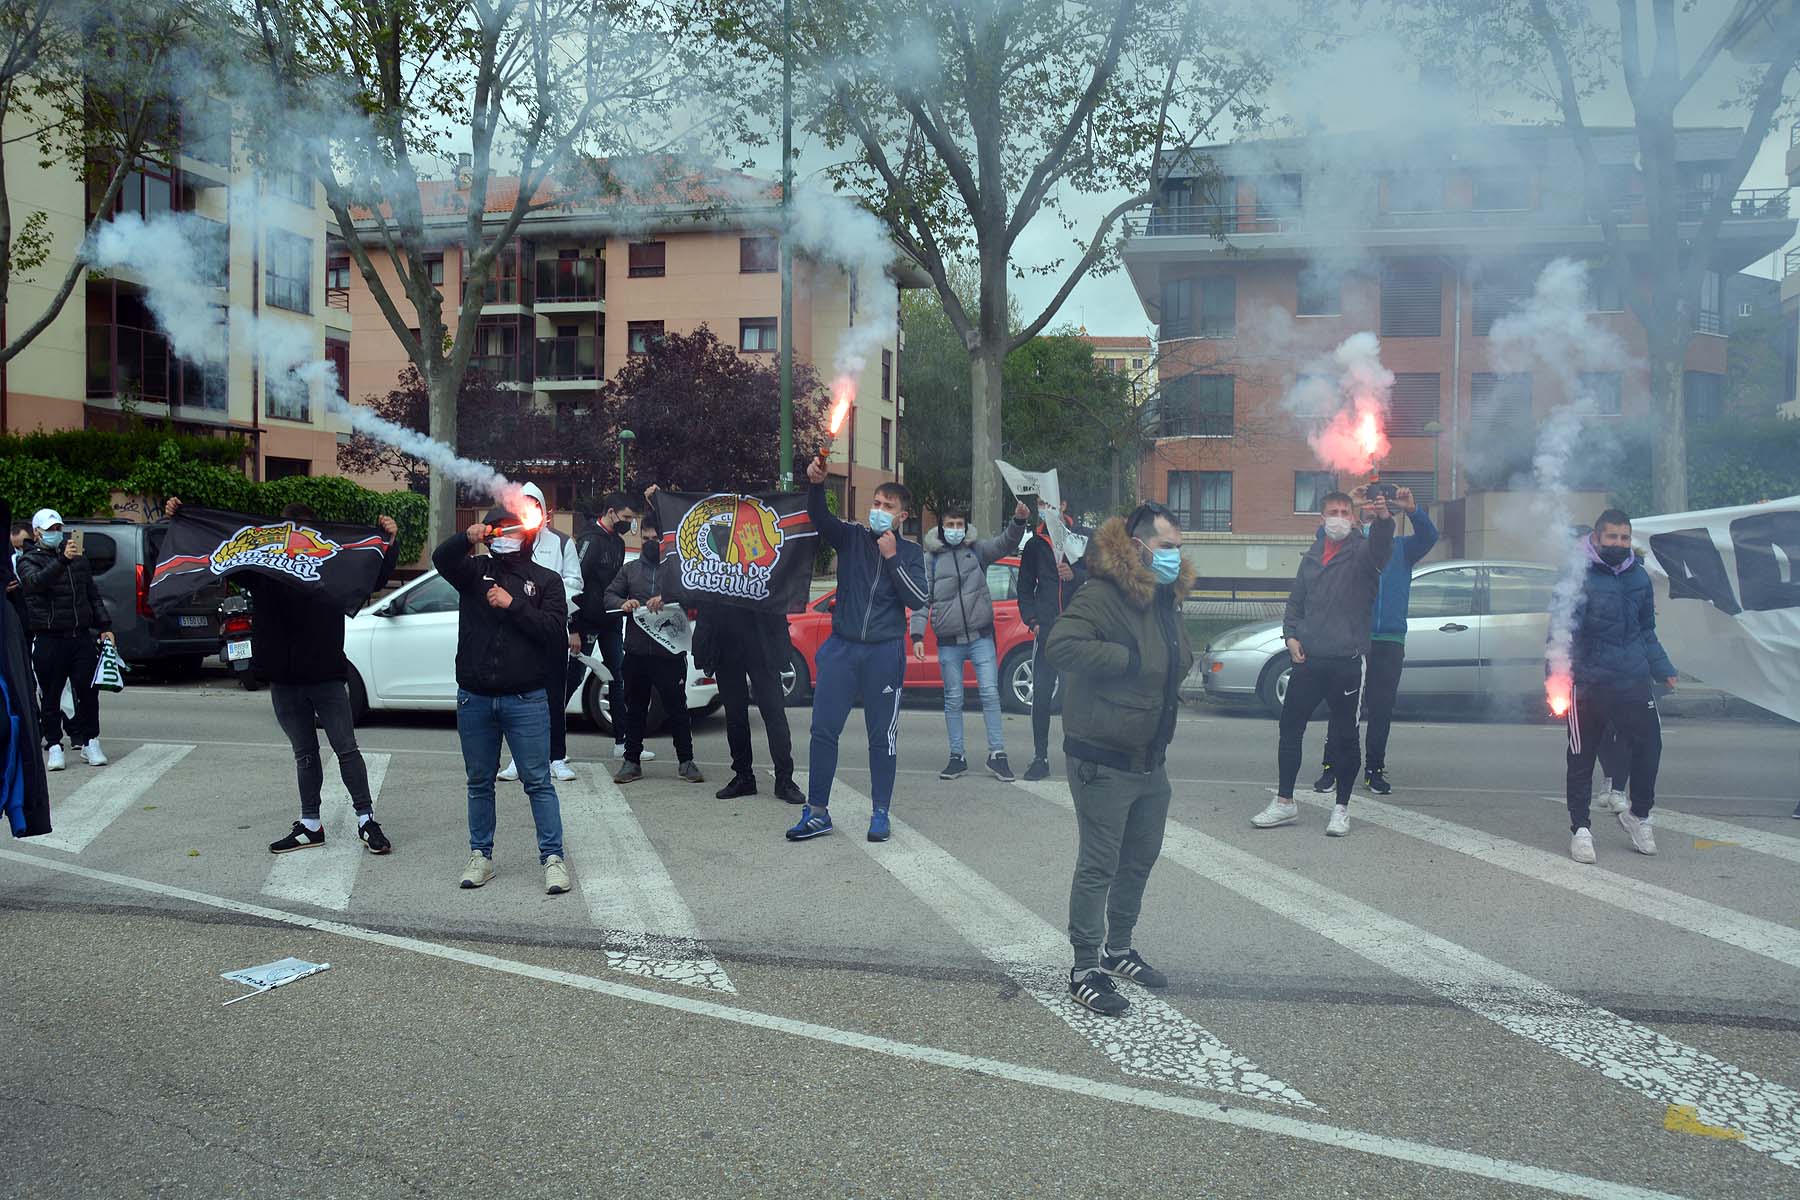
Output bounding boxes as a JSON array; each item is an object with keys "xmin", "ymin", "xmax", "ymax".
[
  {"xmin": 640, "ymin": 541, "xmax": 661, "ymax": 565},
  {"xmin": 1598, "ymin": 544, "xmax": 1629, "ymax": 567}
]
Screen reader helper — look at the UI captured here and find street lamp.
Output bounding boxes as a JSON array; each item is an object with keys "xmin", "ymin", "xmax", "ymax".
[
  {"xmin": 618, "ymin": 428, "xmax": 636, "ymax": 490},
  {"xmin": 1422, "ymin": 420, "xmax": 1443, "ymax": 511}
]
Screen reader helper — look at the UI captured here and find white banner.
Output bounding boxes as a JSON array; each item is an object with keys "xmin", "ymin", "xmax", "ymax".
[
  {"xmin": 995, "ymin": 459, "xmax": 1066, "ymax": 562},
  {"xmin": 633, "ymin": 605, "xmax": 692, "ymax": 656},
  {"xmin": 1632, "ymin": 496, "xmax": 1800, "ymax": 722}
]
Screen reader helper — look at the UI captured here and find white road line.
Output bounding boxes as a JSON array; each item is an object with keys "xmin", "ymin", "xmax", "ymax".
[
  {"xmin": 1537, "ymin": 797, "xmax": 1800, "ymax": 866},
  {"xmin": 558, "ymin": 772, "xmax": 735, "ymax": 994},
  {"xmin": 37, "ymin": 744, "xmax": 194, "ymax": 854},
  {"xmin": 824, "ymin": 782, "xmax": 1314, "ymax": 1109},
  {"xmin": 261, "ymin": 754, "xmax": 390, "ymax": 912},
  {"xmin": 1019, "ymin": 779, "xmax": 1800, "ymax": 1169},
  {"xmin": 1285, "ymin": 792, "xmax": 1800, "ymax": 972},
  {"xmin": 0, "ymin": 848, "xmax": 1690, "ymax": 1200}
]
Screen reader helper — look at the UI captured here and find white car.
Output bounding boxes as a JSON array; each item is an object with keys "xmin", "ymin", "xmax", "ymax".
[{"xmin": 341, "ymin": 564, "xmax": 718, "ymax": 732}]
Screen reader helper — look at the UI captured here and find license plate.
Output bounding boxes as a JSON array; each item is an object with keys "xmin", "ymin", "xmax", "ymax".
[
  {"xmin": 179, "ymin": 615, "xmax": 209, "ymax": 628},
  {"xmin": 226, "ymin": 640, "xmax": 253, "ymax": 662}
]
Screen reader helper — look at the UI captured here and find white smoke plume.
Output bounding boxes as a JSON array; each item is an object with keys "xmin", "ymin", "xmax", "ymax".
[
  {"xmin": 783, "ymin": 186, "xmax": 899, "ymax": 388},
  {"xmin": 1281, "ymin": 330, "xmax": 1394, "ymax": 476}
]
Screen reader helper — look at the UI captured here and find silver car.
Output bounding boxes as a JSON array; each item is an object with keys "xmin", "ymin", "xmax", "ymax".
[{"xmin": 1199, "ymin": 560, "xmax": 1558, "ymax": 717}]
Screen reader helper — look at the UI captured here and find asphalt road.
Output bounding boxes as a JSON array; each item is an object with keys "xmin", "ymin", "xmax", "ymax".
[{"xmin": 3, "ymin": 680, "xmax": 1797, "ymax": 1200}]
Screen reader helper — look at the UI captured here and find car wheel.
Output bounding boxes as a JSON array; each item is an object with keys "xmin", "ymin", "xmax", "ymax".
[
  {"xmin": 581, "ymin": 673, "xmax": 616, "ymax": 738},
  {"xmin": 1000, "ymin": 646, "xmax": 1034, "ymax": 714},
  {"xmin": 1257, "ymin": 656, "xmax": 1293, "ymax": 719},
  {"xmin": 347, "ymin": 668, "xmax": 370, "ymax": 726},
  {"xmin": 781, "ymin": 649, "xmax": 812, "ymax": 706}
]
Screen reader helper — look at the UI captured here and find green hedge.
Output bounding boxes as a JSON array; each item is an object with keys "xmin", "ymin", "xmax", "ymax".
[
  {"xmin": 1609, "ymin": 418, "xmax": 1800, "ymax": 517},
  {"xmin": 0, "ymin": 428, "xmax": 246, "ymax": 479},
  {"xmin": 0, "ymin": 455, "xmax": 115, "ymax": 521}
]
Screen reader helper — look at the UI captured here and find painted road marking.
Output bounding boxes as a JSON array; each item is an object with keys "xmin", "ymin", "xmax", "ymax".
[
  {"xmin": 1665, "ymin": 1105, "xmax": 1747, "ymax": 1141},
  {"xmin": 1537, "ymin": 797, "xmax": 1800, "ymax": 866},
  {"xmin": 825, "ymin": 782, "xmax": 1314, "ymax": 1109},
  {"xmin": 558, "ymin": 772, "xmax": 735, "ymax": 994},
  {"xmin": 1293, "ymin": 792, "xmax": 1800, "ymax": 972},
  {"xmin": 261, "ymin": 753, "xmax": 390, "ymax": 912},
  {"xmin": 38, "ymin": 744, "xmax": 194, "ymax": 854},
  {"xmin": 1022, "ymin": 780, "xmax": 1800, "ymax": 1170},
  {"xmin": 0, "ymin": 848, "xmax": 1692, "ymax": 1200}
]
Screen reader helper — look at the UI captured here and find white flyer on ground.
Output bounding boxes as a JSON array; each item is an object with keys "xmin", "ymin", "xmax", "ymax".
[
  {"xmin": 633, "ymin": 606, "xmax": 692, "ymax": 655},
  {"xmin": 995, "ymin": 459, "xmax": 1067, "ymax": 562}
]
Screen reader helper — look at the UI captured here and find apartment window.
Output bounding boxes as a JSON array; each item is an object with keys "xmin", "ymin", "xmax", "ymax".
[
  {"xmin": 1130, "ymin": 357, "xmax": 1144, "ymax": 370},
  {"xmin": 627, "ymin": 320, "xmax": 664, "ymax": 355},
  {"xmin": 1296, "ymin": 268, "xmax": 1341, "ymax": 316},
  {"xmin": 1387, "ymin": 373, "xmax": 1440, "ymax": 435},
  {"xmin": 739, "ymin": 317, "xmax": 777, "ymax": 353},
  {"xmin": 1739, "ymin": 301, "xmax": 1754, "ymax": 318},
  {"xmin": 1470, "ymin": 170, "xmax": 1530, "ymax": 212},
  {"xmin": 1293, "ymin": 471, "xmax": 1336, "ymax": 514},
  {"xmin": 1387, "ymin": 171, "xmax": 1444, "ymax": 213},
  {"xmin": 1198, "ymin": 276, "xmax": 1235, "ymax": 338},
  {"xmin": 1379, "ymin": 470, "xmax": 1438, "ymax": 507},
  {"xmin": 265, "ymin": 168, "xmax": 312, "ymax": 207},
  {"xmin": 265, "ymin": 456, "xmax": 311, "ymax": 479},
  {"xmin": 423, "ymin": 254, "xmax": 445, "ymax": 287},
  {"xmin": 627, "ymin": 241, "xmax": 665, "ymax": 278},
  {"xmin": 1161, "ymin": 374, "xmax": 1233, "ymax": 437},
  {"xmin": 1579, "ymin": 371, "xmax": 1623, "ymax": 415},
  {"xmin": 1696, "ymin": 271, "xmax": 1722, "ymax": 334},
  {"xmin": 880, "ymin": 418, "xmax": 892, "ymax": 471},
  {"xmin": 326, "ymin": 256, "xmax": 351, "ymax": 291},
  {"xmin": 1472, "ymin": 266, "xmax": 1534, "ymax": 336},
  {"xmin": 739, "ymin": 236, "xmax": 778, "ymax": 273},
  {"xmin": 881, "ymin": 349, "xmax": 893, "ymax": 400},
  {"xmin": 1587, "ymin": 263, "xmax": 1624, "ymax": 312},
  {"xmin": 1253, "ymin": 173, "xmax": 1302, "ymax": 219},
  {"xmin": 325, "ymin": 338, "xmax": 349, "ymax": 405},
  {"xmin": 1470, "ymin": 372, "xmax": 1532, "ymax": 440},
  {"xmin": 264, "ymin": 230, "xmax": 312, "ymax": 314},
  {"xmin": 1380, "ymin": 262, "xmax": 1442, "ymax": 337},
  {"xmin": 1168, "ymin": 471, "xmax": 1231, "ymax": 532},
  {"xmin": 1683, "ymin": 371, "xmax": 1724, "ymax": 425},
  {"xmin": 1160, "ymin": 278, "xmax": 1193, "ymax": 338},
  {"xmin": 263, "ymin": 375, "xmax": 311, "ymax": 423}
]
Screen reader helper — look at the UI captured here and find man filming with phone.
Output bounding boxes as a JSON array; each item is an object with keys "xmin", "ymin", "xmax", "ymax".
[{"xmin": 17, "ymin": 510, "xmax": 113, "ymax": 771}]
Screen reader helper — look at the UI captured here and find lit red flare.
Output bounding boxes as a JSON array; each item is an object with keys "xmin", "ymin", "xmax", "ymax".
[
  {"xmin": 1356, "ymin": 409, "xmax": 1383, "ymax": 461},
  {"xmin": 519, "ymin": 504, "xmax": 545, "ymax": 532},
  {"xmin": 827, "ymin": 379, "xmax": 855, "ymax": 437},
  {"xmin": 1545, "ymin": 673, "xmax": 1572, "ymax": 718}
]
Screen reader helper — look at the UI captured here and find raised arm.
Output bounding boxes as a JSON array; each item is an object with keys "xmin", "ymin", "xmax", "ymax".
[
  {"xmin": 432, "ymin": 529, "xmax": 486, "ymax": 593},
  {"xmin": 1401, "ymin": 505, "xmax": 1439, "ymax": 565},
  {"xmin": 807, "ymin": 480, "xmax": 851, "ymax": 550}
]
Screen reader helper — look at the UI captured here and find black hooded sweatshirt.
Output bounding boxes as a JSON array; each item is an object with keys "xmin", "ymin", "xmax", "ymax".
[{"xmin": 432, "ymin": 518, "xmax": 568, "ymax": 696}]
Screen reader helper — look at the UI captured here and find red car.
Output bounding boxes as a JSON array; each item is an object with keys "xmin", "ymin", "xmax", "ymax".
[{"xmin": 783, "ymin": 555, "xmax": 1047, "ymax": 712}]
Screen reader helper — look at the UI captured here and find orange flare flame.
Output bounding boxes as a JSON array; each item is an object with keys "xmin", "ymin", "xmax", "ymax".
[
  {"xmin": 1545, "ymin": 673, "xmax": 1572, "ymax": 718},
  {"xmin": 827, "ymin": 380, "xmax": 854, "ymax": 437}
]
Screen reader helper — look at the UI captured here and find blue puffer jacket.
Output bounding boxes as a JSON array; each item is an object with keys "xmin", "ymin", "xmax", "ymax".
[
  {"xmin": 1372, "ymin": 507, "xmax": 1439, "ymax": 640},
  {"xmin": 1571, "ymin": 550, "xmax": 1676, "ymax": 690},
  {"xmin": 809, "ymin": 484, "xmax": 929, "ymax": 644}
]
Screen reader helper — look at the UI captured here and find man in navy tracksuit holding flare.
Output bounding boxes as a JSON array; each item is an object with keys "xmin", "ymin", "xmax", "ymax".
[{"xmin": 786, "ymin": 455, "xmax": 930, "ymax": 844}]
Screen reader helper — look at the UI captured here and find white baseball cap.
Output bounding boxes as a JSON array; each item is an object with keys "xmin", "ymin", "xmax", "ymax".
[{"xmin": 31, "ymin": 508, "xmax": 63, "ymax": 531}]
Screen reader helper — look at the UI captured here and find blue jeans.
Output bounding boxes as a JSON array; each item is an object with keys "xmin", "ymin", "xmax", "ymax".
[
  {"xmin": 458, "ymin": 688, "xmax": 564, "ymax": 862},
  {"xmin": 808, "ymin": 635, "xmax": 904, "ymax": 811},
  {"xmin": 938, "ymin": 635, "xmax": 1004, "ymax": 757}
]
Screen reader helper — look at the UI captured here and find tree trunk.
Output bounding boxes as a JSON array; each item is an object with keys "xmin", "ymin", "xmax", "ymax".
[
  {"xmin": 1108, "ymin": 445, "xmax": 1121, "ymax": 514},
  {"xmin": 427, "ymin": 369, "xmax": 459, "ymax": 550},
  {"xmin": 968, "ymin": 346, "xmax": 1005, "ymax": 526},
  {"xmin": 1646, "ymin": 340, "xmax": 1687, "ymax": 515}
]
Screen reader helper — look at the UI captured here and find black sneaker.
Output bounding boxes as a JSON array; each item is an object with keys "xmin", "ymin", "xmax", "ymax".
[
  {"xmin": 614, "ymin": 760, "xmax": 643, "ymax": 784},
  {"xmin": 774, "ymin": 776, "xmax": 806, "ymax": 805},
  {"xmin": 269, "ymin": 821, "xmax": 324, "ymax": 854},
  {"xmin": 1312, "ymin": 767, "xmax": 1336, "ymax": 793},
  {"xmin": 357, "ymin": 818, "xmax": 392, "ymax": 855},
  {"xmin": 1100, "ymin": 948, "xmax": 1168, "ymax": 989},
  {"xmin": 939, "ymin": 755, "xmax": 968, "ymax": 780},
  {"xmin": 1022, "ymin": 757, "xmax": 1051, "ymax": 782},
  {"xmin": 716, "ymin": 773, "xmax": 758, "ymax": 800},
  {"xmin": 1069, "ymin": 969, "xmax": 1130, "ymax": 1016},
  {"xmin": 986, "ymin": 752, "xmax": 1015, "ymax": 782},
  {"xmin": 1365, "ymin": 769, "xmax": 1392, "ymax": 796}
]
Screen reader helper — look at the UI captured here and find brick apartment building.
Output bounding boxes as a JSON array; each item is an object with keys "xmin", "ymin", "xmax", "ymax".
[
  {"xmin": 1076, "ymin": 332, "xmax": 1155, "ymax": 402},
  {"xmin": 1120, "ymin": 125, "xmax": 1794, "ymax": 573},
  {"xmin": 335, "ymin": 162, "xmax": 924, "ymax": 515}
]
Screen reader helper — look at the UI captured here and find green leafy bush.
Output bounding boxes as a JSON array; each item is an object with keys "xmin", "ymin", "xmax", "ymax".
[
  {"xmin": 0, "ymin": 455, "xmax": 114, "ymax": 522},
  {"xmin": 0, "ymin": 428, "xmax": 245, "ymax": 480}
]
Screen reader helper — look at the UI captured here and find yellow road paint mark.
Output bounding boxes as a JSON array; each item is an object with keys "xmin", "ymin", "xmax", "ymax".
[
  {"xmin": 1691, "ymin": 838, "xmax": 1741, "ymax": 850},
  {"xmin": 1663, "ymin": 1105, "xmax": 1744, "ymax": 1141}
]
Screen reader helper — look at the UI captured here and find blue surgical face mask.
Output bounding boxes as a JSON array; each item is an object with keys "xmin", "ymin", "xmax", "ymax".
[
  {"xmin": 943, "ymin": 527, "xmax": 966, "ymax": 545},
  {"xmin": 1362, "ymin": 522, "xmax": 1373, "ymax": 537},
  {"xmin": 1150, "ymin": 547, "xmax": 1182, "ymax": 585},
  {"xmin": 867, "ymin": 509, "xmax": 895, "ymax": 534},
  {"xmin": 38, "ymin": 530, "xmax": 63, "ymax": 548},
  {"xmin": 1038, "ymin": 506, "xmax": 1055, "ymax": 526}
]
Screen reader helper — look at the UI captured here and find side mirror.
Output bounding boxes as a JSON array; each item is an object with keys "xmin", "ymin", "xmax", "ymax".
[{"xmin": 374, "ymin": 602, "xmax": 399, "ymax": 618}]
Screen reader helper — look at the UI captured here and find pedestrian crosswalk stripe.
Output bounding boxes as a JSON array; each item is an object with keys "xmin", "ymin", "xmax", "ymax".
[
  {"xmin": 0, "ymin": 846, "xmax": 1695, "ymax": 1200},
  {"xmin": 1022, "ymin": 780, "xmax": 1800, "ymax": 1170},
  {"xmin": 1294, "ymin": 793, "xmax": 1800, "ymax": 972},
  {"xmin": 558, "ymin": 771, "xmax": 735, "ymax": 994},
  {"xmin": 38, "ymin": 744, "xmax": 194, "ymax": 854},
  {"xmin": 262, "ymin": 754, "xmax": 390, "ymax": 912},
  {"xmin": 1537, "ymin": 797, "xmax": 1800, "ymax": 866},
  {"xmin": 824, "ymin": 781, "xmax": 1315, "ymax": 1109}
]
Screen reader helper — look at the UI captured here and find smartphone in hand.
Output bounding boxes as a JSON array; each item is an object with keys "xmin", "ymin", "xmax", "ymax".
[{"xmin": 70, "ymin": 529, "xmax": 85, "ymax": 556}]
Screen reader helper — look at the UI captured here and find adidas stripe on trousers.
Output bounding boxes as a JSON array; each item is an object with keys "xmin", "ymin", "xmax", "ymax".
[{"xmin": 807, "ymin": 634, "xmax": 905, "ymax": 811}]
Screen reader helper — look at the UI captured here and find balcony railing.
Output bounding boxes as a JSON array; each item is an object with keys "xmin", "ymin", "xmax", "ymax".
[
  {"xmin": 468, "ymin": 353, "xmax": 531, "ymax": 385},
  {"xmin": 535, "ymin": 335, "xmax": 600, "ymax": 381},
  {"xmin": 1127, "ymin": 205, "xmax": 1299, "ymax": 237},
  {"xmin": 535, "ymin": 258, "xmax": 602, "ymax": 303},
  {"xmin": 1785, "ymin": 246, "xmax": 1800, "ymax": 278},
  {"xmin": 326, "ymin": 287, "xmax": 349, "ymax": 310}
]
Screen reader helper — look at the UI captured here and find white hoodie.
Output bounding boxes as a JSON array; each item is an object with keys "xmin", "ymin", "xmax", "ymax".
[{"xmin": 520, "ymin": 482, "xmax": 584, "ymax": 611}]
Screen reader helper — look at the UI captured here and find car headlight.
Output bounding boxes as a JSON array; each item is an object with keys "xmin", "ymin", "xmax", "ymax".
[{"xmin": 1207, "ymin": 624, "xmax": 1276, "ymax": 653}]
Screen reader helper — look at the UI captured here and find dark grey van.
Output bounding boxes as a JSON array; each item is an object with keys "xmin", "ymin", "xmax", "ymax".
[{"xmin": 59, "ymin": 518, "xmax": 228, "ymax": 673}]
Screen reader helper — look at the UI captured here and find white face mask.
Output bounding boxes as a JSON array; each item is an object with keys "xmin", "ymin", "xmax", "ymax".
[
  {"xmin": 1322, "ymin": 516, "xmax": 1353, "ymax": 542},
  {"xmin": 490, "ymin": 536, "xmax": 524, "ymax": 555}
]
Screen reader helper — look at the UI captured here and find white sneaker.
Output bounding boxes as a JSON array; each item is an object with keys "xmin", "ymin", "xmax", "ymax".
[
  {"xmin": 1570, "ymin": 828, "xmax": 1597, "ymax": 864},
  {"xmin": 1618, "ymin": 810, "xmax": 1657, "ymax": 856},
  {"xmin": 459, "ymin": 852, "xmax": 495, "ymax": 889},
  {"xmin": 45, "ymin": 744, "xmax": 65, "ymax": 771},
  {"xmin": 544, "ymin": 854, "xmax": 571, "ymax": 895},
  {"xmin": 1599, "ymin": 788, "xmax": 1628, "ymax": 814},
  {"xmin": 1251, "ymin": 798, "xmax": 1298, "ymax": 828},
  {"xmin": 497, "ymin": 760, "xmax": 520, "ymax": 782},
  {"xmin": 81, "ymin": 739, "xmax": 108, "ymax": 767},
  {"xmin": 610, "ymin": 744, "xmax": 654, "ymax": 761},
  {"xmin": 550, "ymin": 759, "xmax": 577, "ymax": 782},
  {"xmin": 1325, "ymin": 804, "xmax": 1350, "ymax": 837}
]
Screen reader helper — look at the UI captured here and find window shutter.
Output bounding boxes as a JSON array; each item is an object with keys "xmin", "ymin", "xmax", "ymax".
[
  {"xmin": 1380, "ymin": 263, "xmax": 1442, "ymax": 337},
  {"xmin": 1387, "ymin": 373, "xmax": 1440, "ymax": 436}
]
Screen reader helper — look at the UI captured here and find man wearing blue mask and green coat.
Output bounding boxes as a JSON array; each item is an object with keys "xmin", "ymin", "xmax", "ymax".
[
  {"xmin": 1045, "ymin": 502, "xmax": 1194, "ymax": 1018},
  {"xmin": 786, "ymin": 456, "xmax": 930, "ymax": 845}
]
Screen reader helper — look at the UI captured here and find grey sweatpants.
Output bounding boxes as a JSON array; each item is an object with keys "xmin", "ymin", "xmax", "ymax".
[{"xmin": 1066, "ymin": 754, "xmax": 1171, "ymax": 970}]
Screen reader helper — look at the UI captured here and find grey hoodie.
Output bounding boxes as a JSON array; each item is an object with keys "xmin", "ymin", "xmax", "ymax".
[
  {"xmin": 1281, "ymin": 516, "xmax": 1396, "ymax": 659},
  {"xmin": 909, "ymin": 520, "xmax": 1028, "ymax": 645}
]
